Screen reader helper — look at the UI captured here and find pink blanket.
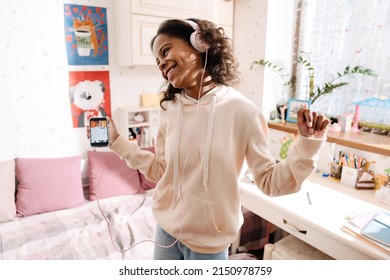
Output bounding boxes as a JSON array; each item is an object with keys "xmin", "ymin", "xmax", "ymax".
[{"xmin": 0, "ymin": 192, "xmax": 156, "ymax": 260}]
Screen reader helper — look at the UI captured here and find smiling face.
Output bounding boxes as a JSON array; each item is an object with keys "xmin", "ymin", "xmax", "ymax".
[{"xmin": 152, "ymin": 34, "xmax": 205, "ymax": 97}]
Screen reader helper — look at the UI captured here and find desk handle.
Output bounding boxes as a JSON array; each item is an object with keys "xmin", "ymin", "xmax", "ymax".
[{"xmin": 283, "ymin": 219, "xmax": 307, "ymax": 234}]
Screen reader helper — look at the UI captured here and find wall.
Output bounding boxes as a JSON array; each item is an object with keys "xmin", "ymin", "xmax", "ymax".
[
  {"xmin": 0, "ymin": 0, "xmax": 289, "ymax": 161},
  {"xmin": 3, "ymin": 0, "xmax": 386, "ymax": 187},
  {"xmin": 234, "ymin": 0, "xmax": 296, "ymax": 120},
  {"xmin": 233, "ymin": 0, "xmax": 267, "ymax": 110},
  {"xmin": 0, "ymin": 0, "xmax": 162, "ymax": 161},
  {"xmin": 261, "ymin": 0, "xmax": 296, "ymax": 119}
]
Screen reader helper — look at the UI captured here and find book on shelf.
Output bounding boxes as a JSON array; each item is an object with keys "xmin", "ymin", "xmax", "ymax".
[
  {"xmin": 355, "ymin": 180, "xmax": 375, "ymax": 189},
  {"xmin": 144, "ymin": 127, "xmax": 150, "ymax": 147},
  {"xmin": 129, "ymin": 127, "xmax": 151, "ymax": 148},
  {"xmin": 355, "ymin": 170, "xmax": 375, "ymax": 189},
  {"xmin": 341, "ymin": 209, "xmax": 390, "ymax": 254}
]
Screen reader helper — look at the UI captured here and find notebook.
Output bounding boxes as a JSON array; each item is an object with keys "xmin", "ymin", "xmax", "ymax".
[
  {"xmin": 347, "ymin": 209, "xmax": 380, "ymax": 229},
  {"xmin": 361, "ymin": 211, "xmax": 390, "ymax": 248}
]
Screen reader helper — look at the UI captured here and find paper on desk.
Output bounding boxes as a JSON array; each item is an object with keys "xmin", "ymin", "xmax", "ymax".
[
  {"xmin": 342, "ymin": 209, "xmax": 390, "ymax": 255},
  {"xmin": 361, "ymin": 211, "xmax": 390, "ymax": 248},
  {"xmin": 347, "ymin": 209, "xmax": 381, "ymax": 229},
  {"xmin": 374, "ymin": 211, "xmax": 390, "ymax": 227}
]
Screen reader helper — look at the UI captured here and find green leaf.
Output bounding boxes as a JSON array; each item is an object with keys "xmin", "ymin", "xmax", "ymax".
[{"xmin": 251, "ymin": 52, "xmax": 378, "ymax": 103}]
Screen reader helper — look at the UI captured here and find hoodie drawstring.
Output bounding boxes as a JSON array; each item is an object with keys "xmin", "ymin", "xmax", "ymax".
[
  {"xmin": 202, "ymin": 95, "xmax": 216, "ymax": 189},
  {"xmin": 172, "ymin": 88, "xmax": 222, "ymax": 207},
  {"xmin": 173, "ymin": 101, "xmax": 182, "ymax": 206}
]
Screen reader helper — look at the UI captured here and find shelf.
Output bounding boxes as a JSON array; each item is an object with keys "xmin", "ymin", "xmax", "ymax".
[
  {"xmin": 128, "ymin": 121, "xmax": 150, "ymax": 127},
  {"xmin": 117, "ymin": 106, "xmax": 160, "ymax": 148},
  {"xmin": 268, "ymin": 121, "xmax": 390, "ymax": 157}
]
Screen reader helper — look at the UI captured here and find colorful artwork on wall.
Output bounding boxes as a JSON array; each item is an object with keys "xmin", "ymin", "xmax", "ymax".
[
  {"xmin": 63, "ymin": 4, "xmax": 109, "ymax": 65},
  {"xmin": 69, "ymin": 71, "xmax": 111, "ymax": 128}
]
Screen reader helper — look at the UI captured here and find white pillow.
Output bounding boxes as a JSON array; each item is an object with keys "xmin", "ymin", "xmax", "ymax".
[{"xmin": 0, "ymin": 160, "xmax": 16, "ymax": 222}]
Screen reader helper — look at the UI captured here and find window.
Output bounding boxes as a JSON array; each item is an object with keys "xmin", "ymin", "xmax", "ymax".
[{"xmin": 295, "ymin": 0, "xmax": 390, "ymax": 126}]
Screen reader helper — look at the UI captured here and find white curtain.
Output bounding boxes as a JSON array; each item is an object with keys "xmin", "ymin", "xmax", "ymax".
[{"xmin": 296, "ymin": 0, "xmax": 390, "ymax": 124}]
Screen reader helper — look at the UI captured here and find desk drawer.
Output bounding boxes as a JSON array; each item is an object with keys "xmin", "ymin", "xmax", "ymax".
[{"xmin": 240, "ymin": 188, "xmax": 375, "ymax": 259}]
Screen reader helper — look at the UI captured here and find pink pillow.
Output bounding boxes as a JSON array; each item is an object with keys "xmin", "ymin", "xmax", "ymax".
[
  {"xmin": 15, "ymin": 156, "xmax": 84, "ymax": 217},
  {"xmin": 0, "ymin": 160, "xmax": 16, "ymax": 222},
  {"xmin": 87, "ymin": 151, "xmax": 144, "ymax": 200},
  {"xmin": 139, "ymin": 172, "xmax": 157, "ymax": 190}
]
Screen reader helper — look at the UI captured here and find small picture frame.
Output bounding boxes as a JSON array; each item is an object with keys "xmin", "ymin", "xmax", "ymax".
[{"xmin": 286, "ymin": 98, "xmax": 311, "ymax": 123}]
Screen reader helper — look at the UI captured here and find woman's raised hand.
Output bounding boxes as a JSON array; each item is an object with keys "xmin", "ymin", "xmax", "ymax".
[
  {"xmin": 107, "ymin": 117, "xmax": 120, "ymax": 144},
  {"xmin": 296, "ymin": 106, "xmax": 330, "ymax": 139}
]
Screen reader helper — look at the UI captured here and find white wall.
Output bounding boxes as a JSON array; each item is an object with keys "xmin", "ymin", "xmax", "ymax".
[
  {"xmin": 0, "ymin": 0, "xmax": 293, "ymax": 161},
  {"xmin": 234, "ymin": 0, "xmax": 296, "ymax": 120},
  {"xmin": 261, "ymin": 0, "xmax": 296, "ymax": 119},
  {"xmin": 0, "ymin": 0, "xmax": 162, "ymax": 160},
  {"xmin": 233, "ymin": 0, "xmax": 268, "ymax": 109}
]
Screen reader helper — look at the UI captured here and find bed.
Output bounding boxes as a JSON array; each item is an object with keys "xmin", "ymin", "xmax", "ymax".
[
  {"xmin": 0, "ymin": 150, "xmax": 157, "ymax": 260},
  {"xmin": 0, "ymin": 150, "xmax": 271, "ymax": 260},
  {"xmin": 0, "ymin": 191, "xmax": 156, "ymax": 260}
]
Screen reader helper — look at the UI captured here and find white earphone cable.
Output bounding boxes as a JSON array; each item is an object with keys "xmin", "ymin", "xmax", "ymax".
[{"xmin": 97, "ymin": 49, "xmax": 210, "ymax": 254}]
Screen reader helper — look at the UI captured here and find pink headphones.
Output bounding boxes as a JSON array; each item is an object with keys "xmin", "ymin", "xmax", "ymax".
[{"xmin": 185, "ymin": 20, "xmax": 210, "ymax": 53}]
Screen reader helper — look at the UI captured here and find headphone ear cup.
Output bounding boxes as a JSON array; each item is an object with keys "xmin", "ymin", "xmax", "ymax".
[{"xmin": 190, "ymin": 30, "xmax": 210, "ymax": 53}]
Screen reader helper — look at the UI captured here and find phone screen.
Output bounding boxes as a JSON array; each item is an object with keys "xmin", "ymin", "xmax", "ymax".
[{"xmin": 89, "ymin": 117, "xmax": 109, "ymax": 147}]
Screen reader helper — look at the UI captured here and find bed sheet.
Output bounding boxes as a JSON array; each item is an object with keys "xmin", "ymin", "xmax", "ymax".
[{"xmin": 0, "ymin": 191, "xmax": 157, "ymax": 260}]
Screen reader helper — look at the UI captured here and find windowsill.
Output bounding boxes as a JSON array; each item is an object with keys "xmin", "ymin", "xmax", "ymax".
[{"xmin": 268, "ymin": 121, "xmax": 390, "ymax": 157}]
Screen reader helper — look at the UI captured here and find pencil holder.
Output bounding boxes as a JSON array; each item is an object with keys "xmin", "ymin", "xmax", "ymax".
[{"xmin": 340, "ymin": 166, "xmax": 358, "ymax": 188}]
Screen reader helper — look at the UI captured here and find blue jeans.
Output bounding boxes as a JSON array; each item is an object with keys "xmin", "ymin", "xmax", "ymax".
[{"xmin": 153, "ymin": 225, "xmax": 228, "ymax": 260}]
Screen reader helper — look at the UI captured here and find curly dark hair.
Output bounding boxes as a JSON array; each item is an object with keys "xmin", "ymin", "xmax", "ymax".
[{"xmin": 150, "ymin": 18, "xmax": 240, "ymax": 109}]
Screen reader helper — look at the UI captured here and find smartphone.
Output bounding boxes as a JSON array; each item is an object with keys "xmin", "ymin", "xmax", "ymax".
[{"xmin": 89, "ymin": 117, "xmax": 109, "ymax": 147}]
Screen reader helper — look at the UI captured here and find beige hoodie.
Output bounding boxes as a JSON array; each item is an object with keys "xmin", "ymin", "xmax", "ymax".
[{"xmin": 110, "ymin": 85, "xmax": 326, "ymax": 254}]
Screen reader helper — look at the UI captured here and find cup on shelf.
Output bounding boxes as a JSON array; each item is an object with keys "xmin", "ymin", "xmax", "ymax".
[{"xmin": 330, "ymin": 162, "xmax": 342, "ymax": 179}]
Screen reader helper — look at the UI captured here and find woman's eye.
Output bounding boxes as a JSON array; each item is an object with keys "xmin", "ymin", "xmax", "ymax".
[{"xmin": 163, "ymin": 48, "xmax": 169, "ymax": 56}]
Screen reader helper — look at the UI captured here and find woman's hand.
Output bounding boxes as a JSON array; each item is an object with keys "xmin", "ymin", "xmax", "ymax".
[
  {"xmin": 107, "ymin": 117, "xmax": 120, "ymax": 144},
  {"xmin": 85, "ymin": 117, "xmax": 120, "ymax": 144},
  {"xmin": 297, "ymin": 106, "xmax": 330, "ymax": 139}
]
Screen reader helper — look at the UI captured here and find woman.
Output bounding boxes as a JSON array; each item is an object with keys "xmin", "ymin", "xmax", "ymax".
[{"xmin": 108, "ymin": 18, "xmax": 330, "ymax": 260}]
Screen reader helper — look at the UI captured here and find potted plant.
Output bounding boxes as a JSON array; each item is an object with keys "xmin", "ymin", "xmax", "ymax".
[{"xmin": 251, "ymin": 51, "xmax": 378, "ymax": 104}]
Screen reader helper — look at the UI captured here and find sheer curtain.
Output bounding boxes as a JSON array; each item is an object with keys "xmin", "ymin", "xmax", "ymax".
[{"xmin": 296, "ymin": 0, "xmax": 390, "ymax": 125}]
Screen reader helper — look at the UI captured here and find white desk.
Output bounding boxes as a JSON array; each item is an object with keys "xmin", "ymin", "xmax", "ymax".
[{"xmin": 239, "ymin": 173, "xmax": 390, "ymax": 260}]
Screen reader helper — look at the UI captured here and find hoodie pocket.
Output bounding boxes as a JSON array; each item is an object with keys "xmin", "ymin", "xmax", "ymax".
[
  {"xmin": 153, "ymin": 190, "xmax": 224, "ymax": 246},
  {"xmin": 180, "ymin": 196, "xmax": 222, "ymax": 243},
  {"xmin": 204, "ymin": 200, "xmax": 222, "ymax": 234}
]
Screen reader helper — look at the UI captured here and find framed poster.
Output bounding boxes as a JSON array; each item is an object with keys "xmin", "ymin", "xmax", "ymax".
[
  {"xmin": 69, "ymin": 71, "xmax": 111, "ymax": 128},
  {"xmin": 64, "ymin": 4, "xmax": 109, "ymax": 65},
  {"xmin": 286, "ymin": 98, "xmax": 311, "ymax": 123}
]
